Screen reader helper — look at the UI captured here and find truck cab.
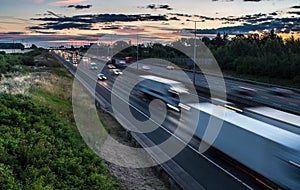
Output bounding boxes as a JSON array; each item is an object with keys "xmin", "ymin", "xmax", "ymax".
[{"xmin": 138, "ymin": 75, "xmax": 189, "ymax": 112}]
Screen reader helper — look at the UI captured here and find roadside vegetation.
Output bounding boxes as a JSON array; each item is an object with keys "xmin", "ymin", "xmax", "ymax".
[
  {"xmin": 208, "ymin": 31, "xmax": 300, "ymax": 88},
  {"xmin": 87, "ymin": 30, "xmax": 300, "ymax": 88},
  {"xmin": 0, "ymin": 51, "xmax": 122, "ymax": 189},
  {"xmin": 0, "ymin": 49, "xmax": 44, "ymax": 75}
]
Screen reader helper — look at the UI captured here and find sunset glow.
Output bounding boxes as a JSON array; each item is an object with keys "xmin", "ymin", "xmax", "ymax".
[{"xmin": 0, "ymin": 0, "xmax": 299, "ymax": 47}]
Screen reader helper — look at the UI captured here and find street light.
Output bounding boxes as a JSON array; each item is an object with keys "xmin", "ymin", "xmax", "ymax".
[
  {"xmin": 188, "ymin": 20, "xmax": 202, "ymax": 84},
  {"xmin": 108, "ymin": 34, "xmax": 114, "ymax": 58},
  {"xmin": 136, "ymin": 33, "xmax": 139, "ymax": 70}
]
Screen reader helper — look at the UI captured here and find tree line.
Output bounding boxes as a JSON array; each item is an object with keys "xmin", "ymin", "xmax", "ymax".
[
  {"xmin": 0, "ymin": 49, "xmax": 43, "ymax": 75},
  {"xmin": 206, "ymin": 30, "xmax": 300, "ymax": 83},
  {"xmin": 87, "ymin": 30, "xmax": 300, "ymax": 84}
]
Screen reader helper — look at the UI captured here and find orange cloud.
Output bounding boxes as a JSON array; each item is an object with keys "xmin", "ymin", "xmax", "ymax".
[
  {"xmin": 34, "ymin": 0, "xmax": 44, "ymax": 3},
  {"xmin": 49, "ymin": 0, "xmax": 87, "ymax": 6}
]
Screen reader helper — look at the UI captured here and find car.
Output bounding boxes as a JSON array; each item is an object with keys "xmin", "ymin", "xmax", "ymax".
[
  {"xmin": 97, "ymin": 73, "xmax": 107, "ymax": 80},
  {"xmin": 90, "ymin": 62, "xmax": 98, "ymax": 70},
  {"xmin": 142, "ymin": 65, "xmax": 151, "ymax": 70},
  {"xmin": 113, "ymin": 69, "xmax": 122, "ymax": 75},
  {"xmin": 268, "ymin": 87, "xmax": 295, "ymax": 96},
  {"xmin": 119, "ymin": 60, "xmax": 126, "ymax": 65},
  {"xmin": 166, "ymin": 65, "xmax": 175, "ymax": 70},
  {"xmin": 107, "ymin": 64, "xmax": 116, "ymax": 69},
  {"xmin": 234, "ymin": 86, "xmax": 257, "ymax": 96}
]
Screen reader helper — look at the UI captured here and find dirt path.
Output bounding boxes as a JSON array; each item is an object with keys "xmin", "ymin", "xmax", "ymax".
[{"xmin": 98, "ymin": 111, "xmax": 171, "ymax": 190}]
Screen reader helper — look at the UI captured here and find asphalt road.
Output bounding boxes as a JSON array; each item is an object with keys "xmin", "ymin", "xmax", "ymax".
[
  {"xmin": 132, "ymin": 62, "xmax": 300, "ymax": 115},
  {"xmin": 52, "ymin": 51, "xmax": 287, "ymax": 189}
]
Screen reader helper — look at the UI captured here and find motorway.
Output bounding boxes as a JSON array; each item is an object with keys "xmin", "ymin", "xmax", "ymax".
[
  {"xmin": 51, "ymin": 50, "xmax": 297, "ymax": 189},
  {"xmin": 126, "ymin": 60, "xmax": 300, "ymax": 115}
]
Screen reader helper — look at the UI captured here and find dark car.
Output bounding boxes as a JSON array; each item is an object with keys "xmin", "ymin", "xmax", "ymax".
[
  {"xmin": 268, "ymin": 87, "xmax": 295, "ymax": 96},
  {"xmin": 234, "ymin": 86, "xmax": 257, "ymax": 96}
]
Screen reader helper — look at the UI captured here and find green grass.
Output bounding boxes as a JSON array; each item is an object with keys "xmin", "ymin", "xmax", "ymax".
[
  {"xmin": 29, "ymin": 68, "xmax": 74, "ymax": 121},
  {"xmin": 25, "ymin": 66, "xmax": 124, "ymax": 189}
]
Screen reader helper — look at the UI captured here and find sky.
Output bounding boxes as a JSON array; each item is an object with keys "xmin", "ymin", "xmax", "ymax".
[{"xmin": 0, "ymin": 0, "xmax": 299, "ymax": 47}]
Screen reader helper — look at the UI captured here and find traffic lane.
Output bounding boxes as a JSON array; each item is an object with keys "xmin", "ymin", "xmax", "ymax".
[
  {"xmin": 106, "ymin": 80, "xmax": 268, "ymax": 189},
  {"xmin": 228, "ymin": 90, "xmax": 300, "ymax": 121},
  {"xmin": 133, "ymin": 124, "xmax": 251, "ymax": 189},
  {"xmin": 137, "ymin": 63, "xmax": 300, "ymax": 112},
  {"xmin": 92, "ymin": 63, "xmax": 299, "ymax": 134},
  {"xmin": 127, "ymin": 97, "xmax": 275, "ymax": 190},
  {"xmin": 66, "ymin": 58, "xmax": 268, "ymax": 189},
  {"xmin": 64, "ymin": 51, "xmax": 300, "ymax": 103},
  {"xmin": 188, "ymin": 71, "xmax": 300, "ymax": 112},
  {"xmin": 59, "ymin": 52, "xmax": 300, "ymax": 116}
]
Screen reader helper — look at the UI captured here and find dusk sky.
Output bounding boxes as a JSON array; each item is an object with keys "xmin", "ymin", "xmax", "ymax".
[{"xmin": 0, "ymin": 0, "xmax": 300, "ymax": 47}]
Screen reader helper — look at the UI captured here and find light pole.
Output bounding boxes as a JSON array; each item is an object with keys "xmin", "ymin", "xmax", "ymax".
[
  {"xmin": 108, "ymin": 34, "xmax": 114, "ymax": 59},
  {"xmin": 136, "ymin": 33, "xmax": 139, "ymax": 70},
  {"xmin": 189, "ymin": 20, "xmax": 201, "ymax": 84}
]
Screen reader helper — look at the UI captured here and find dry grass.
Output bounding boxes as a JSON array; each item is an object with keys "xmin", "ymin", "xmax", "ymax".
[
  {"xmin": 29, "ymin": 67, "xmax": 74, "ymax": 122},
  {"xmin": 0, "ymin": 72, "xmax": 48, "ymax": 95}
]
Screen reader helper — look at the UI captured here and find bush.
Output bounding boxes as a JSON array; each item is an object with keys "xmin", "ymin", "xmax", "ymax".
[
  {"xmin": 293, "ymin": 75, "xmax": 300, "ymax": 84},
  {"xmin": 0, "ymin": 93, "xmax": 120, "ymax": 189}
]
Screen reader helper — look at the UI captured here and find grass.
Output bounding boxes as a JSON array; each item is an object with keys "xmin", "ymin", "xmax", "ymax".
[
  {"xmin": 28, "ymin": 65, "xmax": 124, "ymax": 189},
  {"xmin": 29, "ymin": 67, "xmax": 74, "ymax": 121}
]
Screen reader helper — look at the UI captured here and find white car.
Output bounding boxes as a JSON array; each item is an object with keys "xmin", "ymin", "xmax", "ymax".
[
  {"xmin": 97, "ymin": 73, "xmax": 107, "ymax": 80},
  {"xmin": 107, "ymin": 64, "xmax": 116, "ymax": 69},
  {"xmin": 166, "ymin": 65, "xmax": 175, "ymax": 70},
  {"xmin": 90, "ymin": 62, "xmax": 98, "ymax": 70},
  {"xmin": 113, "ymin": 69, "xmax": 122, "ymax": 75},
  {"xmin": 142, "ymin": 65, "xmax": 151, "ymax": 70},
  {"xmin": 119, "ymin": 60, "xmax": 126, "ymax": 64}
]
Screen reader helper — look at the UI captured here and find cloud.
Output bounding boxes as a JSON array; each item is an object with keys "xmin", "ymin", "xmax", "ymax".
[
  {"xmin": 243, "ymin": 0, "xmax": 261, "ymax": 2},
  {"xmin": 169, "ymin": 17, "xmax": 180, "ymax": 21},
  {"xmin": 29, "ymin": 13, "xmax": 169, "ymax": 31},
  {"xmin": 33, "ymin": 30, "xmax": 58, "ymax": 34},
  {"xmin": 113, "ymin": 26, "xmax": 144, "ymax": 34},
  {"xmin": 4, "ymin": 32, "xmax": 25, "ymax": 35},
  {"xmin": 67, "ymin": 4, "xmax": 92, "ymax": 9},
  {"xmin": 102, "ymin": 26, "xmax": 121, "ymax": 30},
  {"xmin": 269, "ymin": 12, "xmax": 278, "ymax": 16},
  {"xmin": 31, "ymin": 13, "xmax": 168, "ymax": 23},
  {"xmin": 147, "ymin": 4, "xmax": 155, "ymax": 9},
  {"xmin": 290, "ymin": 5, "xmax": 300, "ymax": 9},
  {"xmin": 0, "ymin": 32, "xmax": 107, "ymax": 48},
  {"xmin": 168, "ymin": 13, "xmax": 192, "ymax": 18},
  {"xmin": 186, "ymin": 17, "xmax": 300, "ymax": 34},
  {"xmin": 212, "ymin": 0, "xmax": 261, "ymax": 1},
  {"xmin": 28, "ymin": 8, "xmax": 300, "ymax": 38},
  {"xmin": 288, "ymin": 11, "xmax": 300, "ymax": 15},
  {"xmin": 49, "ymin": 0, "xmax": 87, "ymax": 6},
  {"xmin": 34, "ymin": 0, "xmax": 44, "ymax": 3},
  {"xmin": 28, "ymin": 22, "xmax": 93, "ymax": 30},
  {"xmin": 144, "ymin": 4, "xmax": 173, "ymax": 10},
  {"xmin": 159, "ymin": 5, "xmax": 172, "ymax": 10},
  {"xmin": 47, "ymin": 11, "xmax": 62, "ymax": 18}
]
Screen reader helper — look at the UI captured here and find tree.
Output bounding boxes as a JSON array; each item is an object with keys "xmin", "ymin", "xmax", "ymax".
[{"xmin": 30, "ymin": 44, "xmax": 38, "ymax": 49}]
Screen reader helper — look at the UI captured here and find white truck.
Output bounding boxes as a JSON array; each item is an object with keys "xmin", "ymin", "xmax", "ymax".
[{"xmin": 138, "ymin": 75, "xmax": 189, "ymax": 111}]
